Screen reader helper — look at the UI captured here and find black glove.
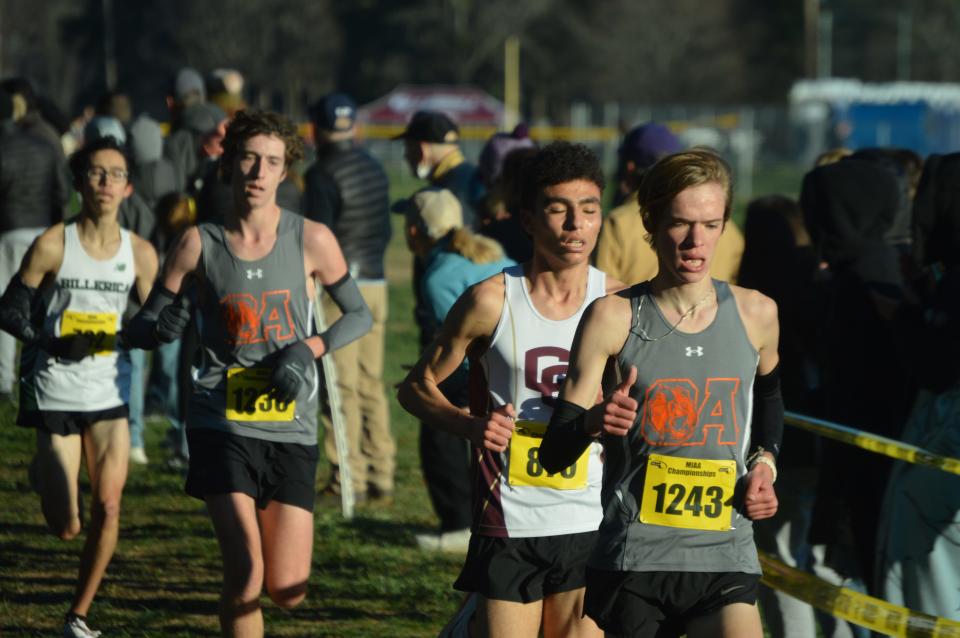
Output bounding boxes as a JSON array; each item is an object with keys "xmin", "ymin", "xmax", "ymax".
[
  {"xmin": 155, "ymin": 297, "xmax": 191, "ymax": 344},
  {"xmin": 269, "ymin": 341, "xmax": 315, "ymax": 404},
  {"xmin": 44, "ymin": 333, "xmax": 97, "ymax": 362}
]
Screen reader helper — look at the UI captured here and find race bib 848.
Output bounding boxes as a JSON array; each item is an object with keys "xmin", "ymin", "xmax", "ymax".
[{"xmin": 507, "ymin": 420, "xmax": 590, "ymax": 490}]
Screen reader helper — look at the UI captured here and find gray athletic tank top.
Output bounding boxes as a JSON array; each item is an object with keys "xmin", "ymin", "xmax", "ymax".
[
  {"xmin": 591, "ymin": 280, "xmax": 762, "ymax": 575},
  {"xmin": 188, "ymin": 210, "xmax": 319, "ymax": 444}
]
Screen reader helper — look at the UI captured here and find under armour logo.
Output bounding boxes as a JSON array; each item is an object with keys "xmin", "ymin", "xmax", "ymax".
[
  {"xmin": 685, "ymin": 346, "xmax": 704, "ymax": 357},
  {"xmin": 246, "ymin": 269, "xmax": 263, "ymax": 279}
]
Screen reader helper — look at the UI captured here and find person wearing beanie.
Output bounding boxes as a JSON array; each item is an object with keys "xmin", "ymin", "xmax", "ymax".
[{"xmin": 476, "ymin": 125, "xmax": 537, "ymax": 263}]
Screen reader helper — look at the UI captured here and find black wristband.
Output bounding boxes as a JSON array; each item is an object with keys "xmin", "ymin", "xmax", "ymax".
[
  {"xmin": 752, "ymin": 363, "xmax": 784, "ymax": 459},
  {"xmin": 539, "ymin": 398, "xmax": 595, "ymax": 475}
]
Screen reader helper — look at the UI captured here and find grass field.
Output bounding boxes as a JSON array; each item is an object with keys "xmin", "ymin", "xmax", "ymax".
[{"xmin": 0, "ymin": 163, "xmax": 805, "ymax": 637}]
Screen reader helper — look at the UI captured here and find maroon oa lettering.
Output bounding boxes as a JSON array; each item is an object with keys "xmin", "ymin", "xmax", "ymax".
[
  {"xmin": 642, "ymin": 377, "xmax": 741, "ymax": 446},
  {"xmin": 220, "ymin": 290, "xmax": 295, "ymax": 346},
  {"xmin": 524, "ymin": 346, "xmax": 569, "ymax": 400}
]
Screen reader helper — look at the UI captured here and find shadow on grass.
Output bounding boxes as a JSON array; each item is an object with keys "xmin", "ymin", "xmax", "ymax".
[
  {"xmin": 0, "ymin": 522, "xmax": 51, "ymax": 536},
  {"xmin": 97, "ymin": 592, "xmax": 219, "ymax": 615},
  {"xmin": 337, "ymin": 515, "xmax": 426, "ymax": 548}
]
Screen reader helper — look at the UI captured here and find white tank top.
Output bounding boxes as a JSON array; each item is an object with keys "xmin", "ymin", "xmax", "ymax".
[
  {"xmin": 475, "ymin": 264, "xmax": 605, "ymax": 538},
  {"xmin": 20, "ymin": 222, "xmax": 134, "ymax": 412}
]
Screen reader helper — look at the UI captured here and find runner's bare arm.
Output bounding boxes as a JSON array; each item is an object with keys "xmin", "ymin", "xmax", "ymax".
[
  {"xmin": 559, "ymin": 294, "xmax": 632, "ymax": 415},
  {"xmin": 397, "ymin": 276, "xmax": 515, "ymax": 450},
  {"xmin": 158, "ymin": 226, "xmax": 203, "ymax": 293},
  {"xmin": 19, "ymin": 224, "xmax": 66, "ymax": 286},
  {"xmin": 300, "ymin": 219, "xmax": 371, "ymax": 359},
  {"xmin": 540, "ymin": 294, "xmax": 633, "ymax": 473}
]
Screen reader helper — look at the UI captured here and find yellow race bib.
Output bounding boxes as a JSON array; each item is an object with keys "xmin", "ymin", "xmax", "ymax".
[
  {"xmin": 225, "ymin": 367, "xmax": 295, "ymax": 422},
  {"xmin": 639, "ymin": 453, "xmax": 736, "ymax": 531},
  {"xmin": 60, "ymin": 311, "xmax": 117, "ymax": 356},
  {"xmin": 507, "ymin": 420, "xmax": 590, "ymax": 490}
]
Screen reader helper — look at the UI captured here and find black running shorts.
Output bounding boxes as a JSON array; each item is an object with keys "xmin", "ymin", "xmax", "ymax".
[
  {"xmin": 454, "ymin": 530, "xmax": 597, "ymax": 603},
  {"xmin": 584, "ymin": 568, "xmax": 760, "ymax": 638},
  {"xmin": 17, "ymin": 404, "xmax": 129, "ymax": 436},
  {"xmin": 185, "ymin": 428, "xmax": 319, "ymax": 512}
]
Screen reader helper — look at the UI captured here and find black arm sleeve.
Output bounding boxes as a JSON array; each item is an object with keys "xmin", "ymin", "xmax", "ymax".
[
  {"xmin": 124, "ymin": 286, "xmax": 176, "ymax": 350},
  {"xmin": 751, "ymin": 363, "xmax": 784, "ymax": 459},
  {"xmin": 540, "ymin": 398, "xmax": 597, "ymax": 474},
  {"xmin": 0, "ymin": 276, "xmax": 42, "ymax": 344},
  {"xmin": 319, "ymin": 273, "xmax": 373, "ymax": 353}
]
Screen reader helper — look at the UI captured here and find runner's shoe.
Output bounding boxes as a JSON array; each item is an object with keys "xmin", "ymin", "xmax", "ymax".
[
  {"xmin": 63, "ymin": 615, "xmax": 102, "ymax": 638},
  {"xmin": 416, "ymin": 528, "xmax": 470, "ymax": 553},
  {"xmin": 129, "ymin": 446, "xmax": 148, "ymax": 465}
]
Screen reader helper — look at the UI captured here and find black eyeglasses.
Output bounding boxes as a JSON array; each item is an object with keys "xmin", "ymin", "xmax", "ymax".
[{"xmin": 87, "ymin": 167, "xmax": 129, "ymax": 183}]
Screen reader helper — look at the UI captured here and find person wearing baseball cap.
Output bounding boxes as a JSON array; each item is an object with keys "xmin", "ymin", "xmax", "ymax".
[
  {"xmin": 304, "ymin": 92, "xmax": 396, "ymax": 505},
  {"xmin": 394, "ymin": 110, "xmax": 482, "ymax": 230}
]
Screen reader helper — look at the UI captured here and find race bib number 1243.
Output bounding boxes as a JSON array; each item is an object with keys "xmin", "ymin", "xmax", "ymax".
[{"xmin": 639, "ymin": 453, "xmax": 736, "ymax": 531}]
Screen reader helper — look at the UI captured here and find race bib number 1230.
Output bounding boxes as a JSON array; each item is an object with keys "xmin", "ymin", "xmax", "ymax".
[{"xmin": 225, "ymin": 367, "xmax": 295, "ymax": 422}]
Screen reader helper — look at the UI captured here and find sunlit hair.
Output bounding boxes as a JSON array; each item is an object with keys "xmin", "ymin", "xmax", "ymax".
[
  {"xmin": 637, "ymin": 147, "xmax": 733, "ymax": 244},
  {"xmin": 814, "ymin": 147, "xmax": 852, "ymax": 167},
  {"xmin": 518, "ymin": 142, "xmax": 604, "ymax": 213},
  {"xmin": 220, "ymin": 109, "xmax": 304, "ymax": 181}
]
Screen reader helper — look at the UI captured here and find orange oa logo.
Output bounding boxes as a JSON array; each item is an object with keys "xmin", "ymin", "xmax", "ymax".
[
  {"xmin": 220, "ymin": 291, "xmax": 295, "ymax": 346},
  {"xmin": 642, "ymin": 378, "xmax": 741, "ymax": 447}
]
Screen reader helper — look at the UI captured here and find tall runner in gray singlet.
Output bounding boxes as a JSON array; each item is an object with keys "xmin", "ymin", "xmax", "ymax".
[
  {"xmin": 541, "ymin": 149, "xmax": 782, "ymax": 638},
  {"xmin": 0, "ymin": 136, "xmax": 159, "ymax": 638},
  {"xmin": 399, "ymin": 143, "xmax": 623, "ymax": 638},
  {"xmin": 125, "ymin": 110, "xmax": 371, "ymax": 638}
]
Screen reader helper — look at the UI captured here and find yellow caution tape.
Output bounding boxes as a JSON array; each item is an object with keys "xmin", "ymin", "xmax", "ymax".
[
  {"xmin": 759, "ymin": 551, "xmax": 960, "ymax": 637},
  {"xmin": 785, "ymin": 411, "xmax": 960, "ymax": 475}
]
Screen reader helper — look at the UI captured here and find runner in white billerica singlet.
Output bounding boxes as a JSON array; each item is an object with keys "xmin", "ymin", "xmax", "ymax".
[
  {"xmin": 0, "ymin": 136, "xmax": 158, "ymax": 638},
  {"xmin": 399, "ymin": 142, "xmax": 623, "ymax": 638}
]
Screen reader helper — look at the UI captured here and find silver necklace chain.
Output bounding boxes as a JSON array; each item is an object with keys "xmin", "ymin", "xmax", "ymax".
[{"xmin": 635, "ymin": 286, "xmax": 715, "ymax": 342}]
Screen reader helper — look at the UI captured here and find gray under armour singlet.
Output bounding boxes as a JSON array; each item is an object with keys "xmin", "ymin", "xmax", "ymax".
[
  {"xmin": 590, "ymin": 279, "xmax": 762, "ymax": 575},
  {"xmin": 188, "ymin": 209, "xmax": 319, "ymax": 445}
]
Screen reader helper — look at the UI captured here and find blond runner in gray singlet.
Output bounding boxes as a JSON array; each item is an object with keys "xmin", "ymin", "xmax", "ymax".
[{"xmin": 542, "ymin": 149, "xmax": 782, "ymax": 638}]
